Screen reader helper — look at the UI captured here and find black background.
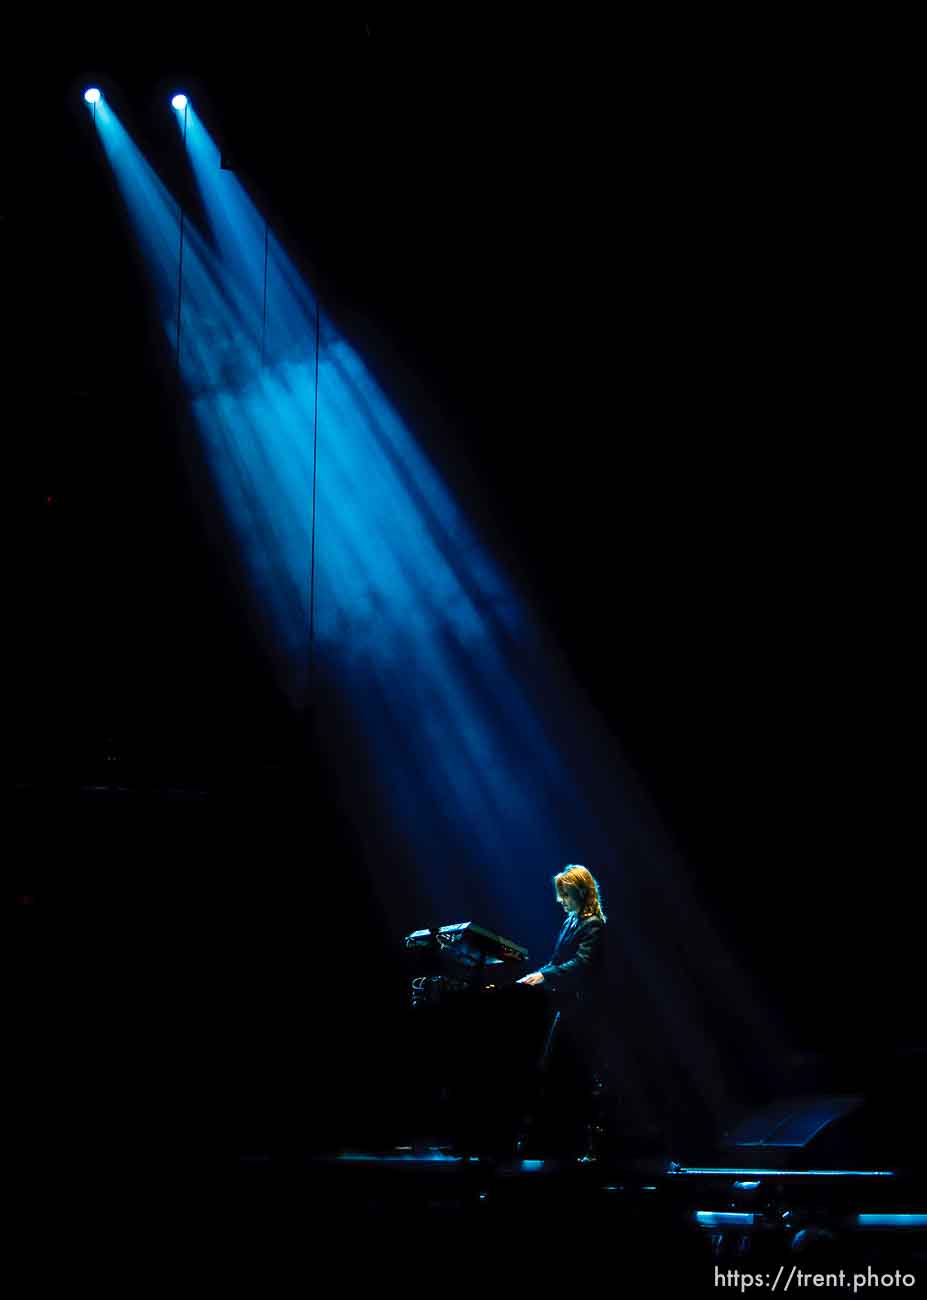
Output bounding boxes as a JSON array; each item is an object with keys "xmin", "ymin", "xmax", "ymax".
[{"xmin": 9, "ymin": 16, "xmax": 921, "ymax": 1162}]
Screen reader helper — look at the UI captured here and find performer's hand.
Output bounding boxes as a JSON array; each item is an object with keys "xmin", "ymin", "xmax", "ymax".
[{"xmin": 516, "ymin": 972, "xmax": 545, "ymax": 986}]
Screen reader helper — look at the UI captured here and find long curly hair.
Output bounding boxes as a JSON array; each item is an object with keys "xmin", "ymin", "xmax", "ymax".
[{"xmin": 553, "ymin": 865, "xmax": 606, "ymax": 922}]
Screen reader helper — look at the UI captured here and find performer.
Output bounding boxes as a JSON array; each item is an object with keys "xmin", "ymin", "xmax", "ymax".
[
  {"xmin": 517, "ymin": 864, "xmax": 606, "ymax": 993},
  {"xmin": 516, "ymin": 864, "xmax": 609, "ymax": 1159}
]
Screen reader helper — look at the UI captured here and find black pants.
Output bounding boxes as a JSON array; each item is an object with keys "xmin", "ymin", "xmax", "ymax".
[{"xmin": 525, "ymin": 1006, "xmax": 609, "ymax": 1156}]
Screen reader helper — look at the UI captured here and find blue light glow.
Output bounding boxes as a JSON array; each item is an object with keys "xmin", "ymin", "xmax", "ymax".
[
  {"xmin": 696, "ymin": 1212, "xmax": 755, "ymax": 1226},
  {"xmin": 856, "ymin": 1214, "xmax": 927, "ymax": 1228},
  {"xmin": 733, "ymin": 1181, "xmax": 762, "ymax": 1190},
  {"xmin": 727, "ymin": 1095, "xmax": 862, "ymax": 1148},
  {"xmin": 673, "ymin": 1167, "xmax": 895, "ymax": 1177},
  {"xmin": 520, "ymin": 1160, "xmax": 545, "ymax": 1171},
  {"xmin": 171, "ymin": 94, "xmax": 188, "ymax": 111},
  {"xmin": 84, "ymin": 88, "xmax": 101, "ymax": 105}
]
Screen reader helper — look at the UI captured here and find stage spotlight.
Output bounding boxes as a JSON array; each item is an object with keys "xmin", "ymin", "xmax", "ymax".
[
  {"xmin": 84, "ymin": 88, "xmax": 102, "ymax": 105},
  {"xmin": 171, "ymin": 94, "xmax": 188, "ymax": 111}
]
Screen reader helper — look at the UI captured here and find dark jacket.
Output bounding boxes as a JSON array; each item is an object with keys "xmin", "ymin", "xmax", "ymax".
[{"xmin": 538, "ymin": 914, "xmax": 606, "ymax": 1003}]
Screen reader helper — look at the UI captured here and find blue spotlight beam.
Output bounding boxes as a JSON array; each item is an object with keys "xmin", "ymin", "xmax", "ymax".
[
  {"xmin": 90, "ymin": 105, "xmax": 314, "ymax": 688},
  {"xmin": 182, "ymin": 112, "xmax": 319, "ymax": 368},
  {"xmin": 91, "ymin": 103, "xmax": 791, "ymax": 1136},
  {"xmin": 180, "ymin": 137, "xmax": 765, "ymax": 1127}
]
